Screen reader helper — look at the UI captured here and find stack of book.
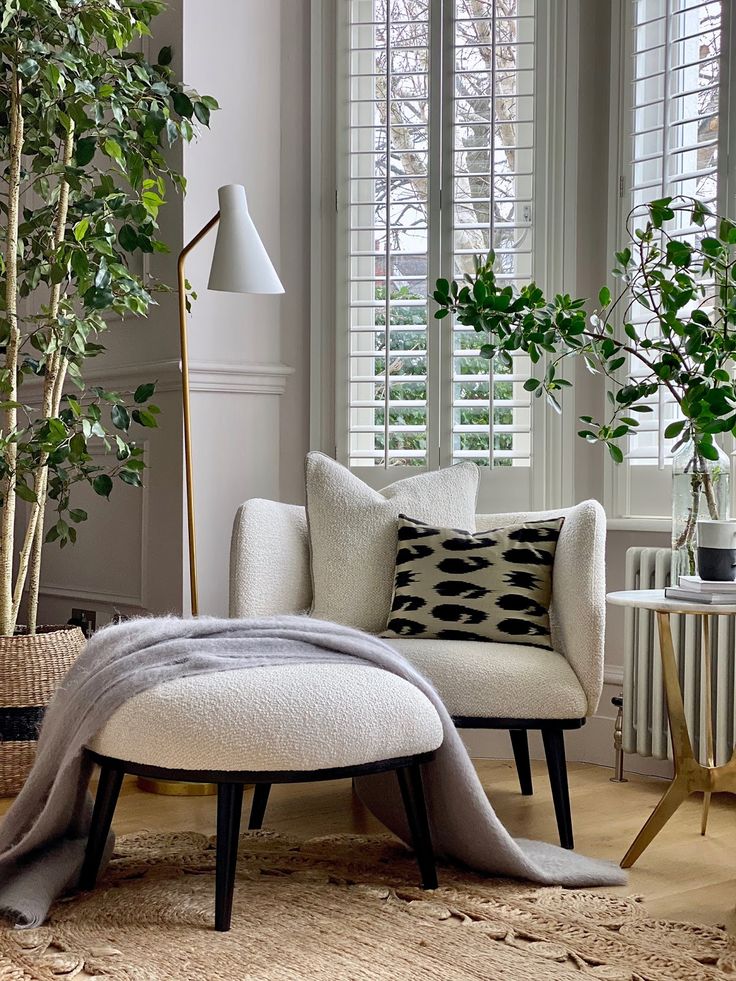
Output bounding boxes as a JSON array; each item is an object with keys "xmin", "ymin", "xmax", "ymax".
[{"xmin": 665, "ymin": 576, "xmax": 736, "ymax": 605}]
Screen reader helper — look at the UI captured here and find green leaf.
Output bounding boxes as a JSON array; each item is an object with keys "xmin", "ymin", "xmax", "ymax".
[
  {"xmin": 701, "ymin": 237, "xmax": 722, "ymax": 257},
  {"xmin": 523, "ymin": 378, "xmax": 540, "ymax": 392},
  {"xmin": 172, "ymin": 91, "xmax": 194, "ymax": 118},
  {"xmin": 666, "ymin": 240, "xmax": 692, "ymax": 267},
  {"xmin": 132, "ymin": 409, "xmax": 158, "ymax": 428},
  {"xmin": 699, "ymin": 440, "xmax": 720, "ymax": 462},
  {"xmin": 103, "ymin": 138, "xmax": 124, "ymax": 166},
  {"xmin": 111, "ymin": 404, "xmax": 130, "ymax": 431},
  {"xmin": 73, "ymin": 218, "xmax": 90, "ymax": 242},
  {"xmin": 157, "ymin": 45, "xmax": 173, "ymax": 65},
  {"xmin": 133, "ymin": 382, "xmax": 156, "ymax": 403},
  {"xmin": 75, "ymin": 137, "xmax": 96, "ymax": 167},
  {"xmin": 15, "ymin": 481, "xmax": 37, "ymax": 503},
  {"xmin": 69, "ymin": 509, "xmax": 88, "ymax": 523},
  {"xmin": 664, "ymin": 420, "xmax": 686, "ymax": 439},
  {"xmin": 92, "ymin": 474, "xmax": 113, "ymax": 498},
  {"xmin": 120, "ymin": 469, "xmax": 143, "ymax": 487},
  {"xmin": 608, "ymin": 443, "xmax": 624, "ymax": 464},
  {"xmin": 598, "ymin": 286, "xmax": 611, "ymax": 307},
  {"xmin": 18, "ymin": 58, "xmax": 39, "ymax": 79},
  {"xmin": 193, "ymin": 101, "xmax": 210, "ymax": 126},
  {"xmin": 118, "ymin": 224, "xmax": 138, "ymax": 251}
]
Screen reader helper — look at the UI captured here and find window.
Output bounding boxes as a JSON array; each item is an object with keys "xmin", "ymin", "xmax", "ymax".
[
  {"xmin": 329, "ymin": 0, "xmax": 566, "ymax": 511},
  {"xmin": 610, "ymin": 0, "xmax": 733, "ymax": 520}
]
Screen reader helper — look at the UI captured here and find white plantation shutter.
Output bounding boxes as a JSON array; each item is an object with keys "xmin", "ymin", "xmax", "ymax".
[
  {"xmin": 347, "ymin": 0, "xmax": 431, "ymax": 467},
  {"xmin": 339, "ymin": 0, "xmax": 551, "ymax": 509},
  {"xmin": 614, "ymin": 0, "xmax": 728, "ymax": 518},
  {"xmin": 449, "ymin": 1, "xmax": 535, "ymax": 469}
]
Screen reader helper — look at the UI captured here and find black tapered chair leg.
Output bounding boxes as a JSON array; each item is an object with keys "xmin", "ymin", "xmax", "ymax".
[
  {"xmin": 215, "ymin": 783, "xmax": 244, "ymax": 932},
  {"xmin": 396, "ymin": 763, "xmax": 438, "ymax": 890},
  {"xmin": 542, "ymin": 727, "xmax": 574, "ymax": 849},
  {"xmin": 79, "ymin": 762, "xmax": 125, "ymax": 891},
  {"xmin": 509, "ymin": 729, "xmax": 533, "ymax": 796},
  {"xmin": 248, "ymin": 782, "xmax": 271, "ymax": 830}
]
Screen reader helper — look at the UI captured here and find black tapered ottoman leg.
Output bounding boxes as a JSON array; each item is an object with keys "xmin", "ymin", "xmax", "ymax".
[
  {"xmin": 542, "ymin": 727, "xmax": 574, "ymax": 849},
  {"xmin": 396, "ymin": 763, "xmax": 438, "ymax": 890},
  {"xmin": 509, "ymin": 729, "xmax": 533, "ymax": 796},
  {"xmin": 215, "ymin": 783, "xmax": 244, "ymax": 931},
  {"xmin": 248, "ymin": 783, "xmax": 271, "ymax": 830},
  {"xmin": 79, "ymin": 761, "xmax": 125, "ymax": 891}
]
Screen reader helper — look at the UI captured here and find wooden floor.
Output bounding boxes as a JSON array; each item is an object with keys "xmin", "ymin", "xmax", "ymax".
[{"xmin": 4, "ymin": 759, "xmax": 736, "ymax": 932}]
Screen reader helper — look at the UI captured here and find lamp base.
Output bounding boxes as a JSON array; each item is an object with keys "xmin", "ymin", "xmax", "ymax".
[{"xmin": 137, "ymin": 777, "xmax": 217, "ymax": 797}]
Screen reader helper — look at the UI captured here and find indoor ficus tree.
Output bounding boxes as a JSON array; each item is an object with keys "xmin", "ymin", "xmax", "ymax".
[
  {"xmin": 434, "ymin": 196, "xmax": 736, "ymax": 571},
  {"xmin": 0, "ymin": 0, "xmax": 217, "ymax": 635}
]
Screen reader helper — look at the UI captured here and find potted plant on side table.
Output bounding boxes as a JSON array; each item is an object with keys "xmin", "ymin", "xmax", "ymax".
[
  {"xmin": 433, "ymin": 196, "xmax": 736, "ymax": 579},
  {"xmin": 0, "ymin": 0, "xmax": 216, "ymax": 794}
]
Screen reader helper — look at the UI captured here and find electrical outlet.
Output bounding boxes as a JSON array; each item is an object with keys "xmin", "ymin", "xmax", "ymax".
[{"xmin": 71, "ymin": 608, "xmax": 96, "ymax": 637}]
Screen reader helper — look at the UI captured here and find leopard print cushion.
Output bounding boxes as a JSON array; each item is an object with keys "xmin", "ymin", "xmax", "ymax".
[{"xmin": 382, "ymin": 514, "xmax": 564, "ymax": 648}]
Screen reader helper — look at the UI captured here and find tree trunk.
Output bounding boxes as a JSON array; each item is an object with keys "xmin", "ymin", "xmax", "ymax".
[
  {"xmin": 0, "ymin": 69, "xmax": 24, "ymax": 636},
  {"xmin": 18, "ymin": 127, "xmax": 75, "ymax": 632}
]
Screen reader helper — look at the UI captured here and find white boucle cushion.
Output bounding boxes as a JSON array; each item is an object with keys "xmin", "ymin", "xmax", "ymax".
[
  {"xmin": 87, "ymin": 663, "xmax": 443, "ymax": 772},
  {"xmin": 306, "ymin": 452, "xmax": 479, "ymax": 633},
  {"xmin": 386, "ymin": 639, "xmax": 587, "ymax": 719}
]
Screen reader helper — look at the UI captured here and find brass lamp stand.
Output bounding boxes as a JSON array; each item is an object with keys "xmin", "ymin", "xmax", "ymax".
[{"xmin": 138, "ymin": 185, "xmax": 284, "ymax": 797}]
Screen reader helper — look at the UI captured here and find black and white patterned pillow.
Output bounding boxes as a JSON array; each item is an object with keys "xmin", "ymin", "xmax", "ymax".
[{"xmin": 382, "ymin": 514, "xmax": 564, "ymax": 648}]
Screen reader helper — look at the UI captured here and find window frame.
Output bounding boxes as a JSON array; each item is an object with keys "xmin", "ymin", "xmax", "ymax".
[
  {"xmin": 311, "ymin": 0, "xmax": 578, "ymax": 513},
  {"xmin": 604, "ymin": 0, "xmax": 736, "ymax": 528}
]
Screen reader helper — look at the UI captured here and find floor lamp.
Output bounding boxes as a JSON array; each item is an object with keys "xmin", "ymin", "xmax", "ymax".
[
  {"xmin": 138, "ymin": 185, "xmax": 283, "ymax": 798},
  {"xmin": 178, "ymin": 183, "xmax": 284, "ymax": 617}
]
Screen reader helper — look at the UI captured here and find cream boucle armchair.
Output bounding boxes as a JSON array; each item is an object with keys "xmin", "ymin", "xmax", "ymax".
[{"xmin": 230, "ymin": 499, "xmax": 606, "ymax": 849}]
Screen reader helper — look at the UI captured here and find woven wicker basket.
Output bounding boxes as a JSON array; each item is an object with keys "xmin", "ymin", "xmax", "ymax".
[{"xmin": 0, "ymin": 625, "xmax": 86, "ymax": 796}]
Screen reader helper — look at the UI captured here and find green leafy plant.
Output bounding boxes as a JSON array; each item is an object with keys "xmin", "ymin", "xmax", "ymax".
[
  {"xmin": 0, "ymin": 0, "xmax": 218, "ymax": 635},
  {"xmin": 434, "ymin": 196, "xmax": 736, "ymax": 461},
  {"xmin": 433, "ymin": 195, "xmax": 736, "ymax": 568}
]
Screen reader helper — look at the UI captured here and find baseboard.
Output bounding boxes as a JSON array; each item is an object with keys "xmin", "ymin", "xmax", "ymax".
[{"xmin": 462, "ymin": 679, "xmax": 674, "ymax": 780}]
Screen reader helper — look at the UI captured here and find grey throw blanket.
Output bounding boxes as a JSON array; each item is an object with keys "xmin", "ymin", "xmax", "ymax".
[{"xmin": 0, "ymin": 615, "xmax": 624, "ymax": 927}]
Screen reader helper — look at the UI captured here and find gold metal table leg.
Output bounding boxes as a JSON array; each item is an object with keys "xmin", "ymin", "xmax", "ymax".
[
  {"xmin": 621, "ymin": 610, "xmax": 736, "ymax": 868},
  {"xmin": 621, "ymin": 611, "xmax": 700, "ymax": 868},
  {"xmin": 620, "ymin": 775, "xmax": 689, "ymax": 869}
]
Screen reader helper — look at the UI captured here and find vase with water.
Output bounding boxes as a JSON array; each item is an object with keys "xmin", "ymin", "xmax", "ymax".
[{"xmin": 671, "ymin": 436, "xmax": 730, "ymax": 581}]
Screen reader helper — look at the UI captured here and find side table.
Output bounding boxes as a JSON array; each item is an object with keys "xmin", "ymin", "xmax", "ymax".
[{"xmin": 607, "ymin": 589, "xmax": 736, "ymax": 868}]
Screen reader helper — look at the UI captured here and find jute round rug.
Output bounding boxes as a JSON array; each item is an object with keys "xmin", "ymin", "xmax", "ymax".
[{"xmin": 1, "ymin": 831, "xmax": 734, "ymax": 980}]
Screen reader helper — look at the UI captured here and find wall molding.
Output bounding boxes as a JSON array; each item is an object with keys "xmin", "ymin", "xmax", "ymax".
[
  {"xmin": 20, "ymin": 359, "xmax": 294, "ymax": 400},
  {"xmin": 38, "ymin": 440, "xmax": 150, "ymax": 611},
  {"xmin": 39, "ymin": 584, "xmax": 145, "ymax": 610},
  {"xmin": 188, "ymin": 360, "xmax": 293, "ymax": 395}
]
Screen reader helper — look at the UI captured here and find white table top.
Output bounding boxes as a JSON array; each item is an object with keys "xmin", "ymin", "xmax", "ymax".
[{"xmin": 607, "ymin": 588, "xmax": 736, "ymax": 616}]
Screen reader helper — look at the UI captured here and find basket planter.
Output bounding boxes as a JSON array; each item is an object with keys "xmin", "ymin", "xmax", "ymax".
[{"xmin": 0, "ymin": 626, "xmax": 86, "ymax": 796}]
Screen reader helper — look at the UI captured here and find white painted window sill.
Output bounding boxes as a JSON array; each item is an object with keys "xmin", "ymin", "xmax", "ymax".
[{"xmin": 606, "ymin": 517, "xmax": 672, "ymax": 534}]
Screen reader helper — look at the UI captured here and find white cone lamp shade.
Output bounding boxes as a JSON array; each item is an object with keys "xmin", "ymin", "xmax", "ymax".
[{"xmin": 207, "ymin": 184, "xmax": 284, "ymax": 294}]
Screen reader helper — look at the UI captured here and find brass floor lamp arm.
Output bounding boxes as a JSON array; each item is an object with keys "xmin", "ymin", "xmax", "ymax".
[{"xmin": 177, "ymin": 211, "xmax": 220, "ymax": 618}]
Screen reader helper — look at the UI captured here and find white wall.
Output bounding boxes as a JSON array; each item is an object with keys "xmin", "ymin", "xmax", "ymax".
[
  {"xmin": 279, "ymin": 0, "xmax": 312, "ymax": 505},
  {"xmin": 181, "ymin": 0, "xmax": 289, "ymax": 615},
  {"xmin": 37, "ymin": 0, "xmax": 291, "ymax": 625}
]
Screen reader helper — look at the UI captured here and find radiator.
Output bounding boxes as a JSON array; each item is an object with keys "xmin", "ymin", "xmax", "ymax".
[{"xmin": 623, "ymin": 546, "xmax": 736, "ymax": 764}]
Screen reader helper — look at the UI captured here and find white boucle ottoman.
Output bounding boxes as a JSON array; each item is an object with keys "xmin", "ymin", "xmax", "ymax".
[{"xmin": 81, "ymin": 662, "xmax": 444, "ymax": 931}]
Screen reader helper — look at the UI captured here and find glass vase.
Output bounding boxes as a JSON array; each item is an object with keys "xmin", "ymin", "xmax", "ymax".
[{"xmin": 671, "ymin": 437, "xmax": 731, "ymax": 581}]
